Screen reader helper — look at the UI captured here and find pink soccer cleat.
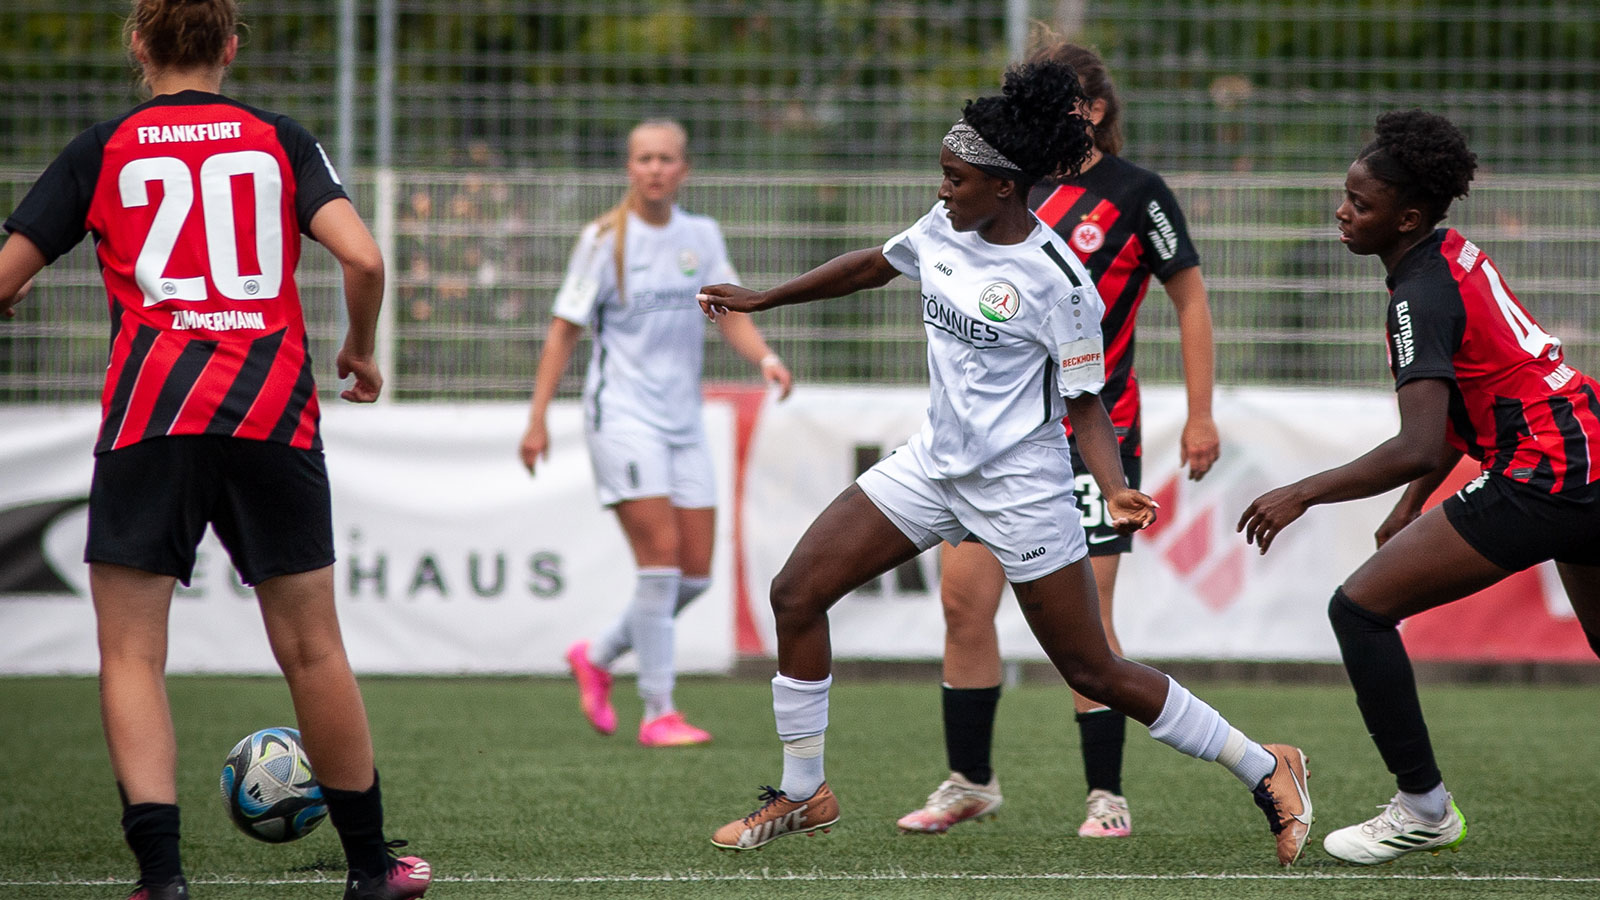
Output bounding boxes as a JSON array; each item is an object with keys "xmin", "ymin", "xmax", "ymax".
[
  {"xmin": 638, "ymin": 710, "xmax": 712, "ymax": 747},
  {"xmin": 565, "ymin": 640, "xmax": 617, "ymax": 735},
  {"xmin": 343, "ymin": 852, "xmax": 431, "ymax": 900}
]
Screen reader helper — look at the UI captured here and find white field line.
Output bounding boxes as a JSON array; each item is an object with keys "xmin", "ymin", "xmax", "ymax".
[{"xmin": 7, "ymin": 871, "xmax": 1600, "ymax": 886}]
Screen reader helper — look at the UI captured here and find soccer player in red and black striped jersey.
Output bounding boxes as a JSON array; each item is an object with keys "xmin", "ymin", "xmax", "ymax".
[
  {"xmin": 898, "ymin": 42, "xmax": 1221, "ymax": 840},
  {"xmin": 0, "ymin": 2, "xmax": 428, "ymax": 898},
  {"xmin": 1239, "ymin": 110, "xmax": 1600, "ymax": 865}
]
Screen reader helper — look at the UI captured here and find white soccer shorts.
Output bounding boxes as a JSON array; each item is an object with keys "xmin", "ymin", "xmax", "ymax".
[
  {"xmin": 856, "ymin": 440, "xmax": 1088, "ymax": 583},
  {"xmin": 584, "ymin": 426, "xmax": 716, "ymax": 509}
]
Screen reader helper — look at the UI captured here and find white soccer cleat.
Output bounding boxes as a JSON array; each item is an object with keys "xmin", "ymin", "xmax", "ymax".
[
  {"xmin": 1077, "ymin": 788, "xmax": 1131, "ymax": 838},
  {"xmin": 896, "ymin": 772, "xmax": 1002, "ymax": 833},
  {"xmin": 1323, "ymin": 794, "xmax": 1466, "ymax": 865}
]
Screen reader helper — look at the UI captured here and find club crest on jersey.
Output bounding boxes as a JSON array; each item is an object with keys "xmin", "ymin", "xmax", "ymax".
[
  {"xmin": 978, "ymin": 281, "xmax": 1021, "ymax": 322},
  {"xmin": 1071, "ymin": 221, "xmax": 1105, "ymax": 254},
  {"xmin": 678, "ymin": 249, "xmax": 700, "ymax": 277}
]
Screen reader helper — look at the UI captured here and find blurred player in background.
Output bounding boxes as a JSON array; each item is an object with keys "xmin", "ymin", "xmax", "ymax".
[
  {"xmin": 0, "ymin": 1, "xmax": 429, "ymax": 898},
  {"xmin": 520, "ymin": 119, "xmax": 792, "ymax": 748},
  {"xmin": 700, "ymin": 60, "xmax": 1311, "ymax": 867},
  {"xmin": 1238, "ymin": 109, "xmax": 1600, "ymax": 864},
  {"xmin": 897, "ymin": 40, "xmax": 1220, "ymax": 840}
]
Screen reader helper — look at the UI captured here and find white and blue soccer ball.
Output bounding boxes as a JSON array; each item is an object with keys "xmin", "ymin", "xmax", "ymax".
[{"xmin": 219, "ymin": 727, "xmax": 327, "ymax": 843}]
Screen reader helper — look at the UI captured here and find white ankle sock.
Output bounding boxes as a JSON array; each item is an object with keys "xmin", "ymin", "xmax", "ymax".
[
  {"xmin": 1397, "ymin": 783, "xmax": 1450, "ymax": 822},
  {"xmin": 1148, "ymin": 676, "xmax": 1276, "ymax": 787}
]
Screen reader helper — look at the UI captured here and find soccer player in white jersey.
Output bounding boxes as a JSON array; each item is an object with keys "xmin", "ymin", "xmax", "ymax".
[
  {"xmin": 699, "ymin": 61, "xmax": 1312, "ymax": 866},
  {"xmin": 520, "ymin": 120, "xmax": 792, "ymax": 748}
]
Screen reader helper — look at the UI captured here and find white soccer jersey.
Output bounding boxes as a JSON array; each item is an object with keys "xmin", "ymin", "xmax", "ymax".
[
  {"xmin": 551, "ymin": 206, "xmax": 738, "ymax": 440},
  {"xmin": 882, "ymin": 202, "xmax": 1107, "ymax": 478}
]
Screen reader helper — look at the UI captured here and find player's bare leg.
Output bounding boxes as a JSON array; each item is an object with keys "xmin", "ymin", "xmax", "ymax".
[
  {"xmin": 714, "ymin": 486, "xmax": 920, "ymax": 850},
  {"xmin": 91, "ymin": 563, "xmax": 180, "ymax": 805},
  {"xmin": 1013, "ymin": 561, "xmax": 1311, "ymax": 865}
]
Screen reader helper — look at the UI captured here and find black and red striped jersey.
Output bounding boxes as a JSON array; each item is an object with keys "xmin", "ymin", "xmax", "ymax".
[
  {"xmin": 1029, "ymin": 154, "xmax": 1200, "ymax": 453},
  {"xmin": 4, "ymin": 90, "xmax": 346, "ymax": 454},
  {"xmin": 1388, "ymin": 228, "xmax": 1600, "ymax": 492}
]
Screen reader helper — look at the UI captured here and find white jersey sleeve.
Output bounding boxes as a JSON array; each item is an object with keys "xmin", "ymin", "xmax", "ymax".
[
  {"xmin": 704, "ymin": 219, "xmax": 740, "ymax": 286},
  {"xmin": 1043, "ymin": 285, "xmax": 1108, "ymax": 398},
  {"xmin": 882, "ymin": 204, "xmax": 943, "ymax": 280},
  {"xmin": 551, "ymin": 222, "xmax": 611, "ymax": 325}
]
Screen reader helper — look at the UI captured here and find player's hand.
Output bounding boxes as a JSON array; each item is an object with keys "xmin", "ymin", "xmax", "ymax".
[
  {"xmin": 1180, "ymin": 414, "xmax": 1220, "ymax": 481},
  {"xmin": 0, "ymin": 277, "xmax": 33, "ymax": 319},
  {"xmin": 1373, "ymin": 500, "xmax": 1422, "ymax": 549},
  {"xmin": 336, "ymin": 347, "xmax": 383, "ymax": 403},
  {"xmin": 760, "ymin": 353, "xmax": 794, "ymax": 401},
  {"xmin": 1237, "ymin": 484, "xmax": 1309, "ymax": 554},
  {"xmin": 1106, "ymin": 488, "xmax": 1158, "ymax": 534},
  {"xmin": 519, "ymin": 420, "xmax": 549, "ymax": 475},
  {"xmin": 697, "ymin": 283, "xmax": 763, "ymax": 320}
]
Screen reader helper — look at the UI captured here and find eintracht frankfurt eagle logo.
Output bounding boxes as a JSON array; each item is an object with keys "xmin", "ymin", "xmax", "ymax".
[
  {"xmin": 1071, "ymin": 221, "xmax": 1105, "ymax": 254},
  {"xmin": 978, "ymin": 281, "xmax": 1020, "ymax": 322}
]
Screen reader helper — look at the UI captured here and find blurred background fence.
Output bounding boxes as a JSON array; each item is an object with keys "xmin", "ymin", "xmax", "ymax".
[{"xmin": 3, "ymin": 2, "xmax": 1598, "ymax": 402}]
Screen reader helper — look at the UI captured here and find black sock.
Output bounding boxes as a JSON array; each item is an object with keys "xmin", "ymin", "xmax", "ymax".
[
  {"xmin": 322, "ymin": 770, "xmax": 389, "ymax": 880},
  {"xmin": 121, "ymin": 800, "xmax": 182, "ymax": 887},
  {"xmin": 942, "ymin": 684, "xmax": 1000, "ymax": 785},
  {"xmin": 1328, "ymin": 588, "xmax": 1443, "ymax": 793},
  {"xmin": 1076, "ymin": 708, "xmax": 1126, "ymax": 796}
]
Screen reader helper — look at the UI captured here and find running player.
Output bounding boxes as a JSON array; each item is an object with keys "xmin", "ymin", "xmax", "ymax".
[
  {"xmin": 701, "ymin": 60, "xmax": 1311, "ymax": 866},
  {"xmin": 520, "ymin": 120, "xmax": 792, "ymax": 748},
  {"xmin": 0, "ymin": 2, "xmax": 429, "ymax": 898},
  {"xmin": 1238, "ymin": 109, "xmax": 1600, "ymax": 864},
  {"xmin": 897, "ymin": 41, "xmax": 1219, "ymax": 840}
]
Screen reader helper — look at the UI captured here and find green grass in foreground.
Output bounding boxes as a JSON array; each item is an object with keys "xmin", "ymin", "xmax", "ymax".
[{"xmin": 2, "ymin": 676, "xmax": 1597, "ymax": 899}]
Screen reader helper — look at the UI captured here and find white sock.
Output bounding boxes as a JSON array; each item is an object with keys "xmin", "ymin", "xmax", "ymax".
[
  {"xmin": 630, "ymin": 567, "xmax": 681, "ymax": 719},
  {"xmin": 675, "ymin": 575, "xmax": 711, "ymax": 614},
  {"xmin": 1148, "ymin": 675, "xmax": 1277, "ymax": 787},
  {"xmin": 773, "ymin": 673, "xmax": 831, "ymax": 799},
  {"xmin": 589, "ymin": 575, "xmax": 710, "ymax": 666},
  {"xmin": 1397, "ymin": 783, "xmax": 1450, "ymax": 822}
]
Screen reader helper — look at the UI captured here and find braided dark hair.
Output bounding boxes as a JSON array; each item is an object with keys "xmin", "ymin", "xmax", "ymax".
[
  {"xmin": 961, "ymin": 61, "xmax": 1093, "ymax": 190},
  {"xmin": 1357, "ymin": 110, "xmax": 1477, "ymax": 226}
]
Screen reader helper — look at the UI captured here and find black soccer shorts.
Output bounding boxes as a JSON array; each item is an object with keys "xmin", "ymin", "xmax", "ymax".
[
  {"xmin": 86, "ymin": 435, "xmax": 335, "ymax": 586},
  {"xmin": 1442, "ymin": 471, "xmax": 1600, "ymax": 571},
  {"xmin": 1068, "ymin": 444, "xmax": 1141, "ymax": 558}
]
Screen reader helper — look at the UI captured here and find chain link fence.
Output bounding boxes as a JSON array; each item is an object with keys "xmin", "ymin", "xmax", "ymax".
[{"xmin": 3, "ymin": 2, "xmax": 1597, "ymax": 402}]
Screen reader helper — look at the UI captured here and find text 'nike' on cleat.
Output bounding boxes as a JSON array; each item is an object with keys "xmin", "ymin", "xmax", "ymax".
[{"xmin": 711, "ymin": 783, "xmax": 840, "ymax": 850}]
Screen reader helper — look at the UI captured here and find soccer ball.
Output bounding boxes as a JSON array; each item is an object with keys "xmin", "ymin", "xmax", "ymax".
[{"xmin": 219, "ymin": 727, "xmax": 328, "ymax": 843}]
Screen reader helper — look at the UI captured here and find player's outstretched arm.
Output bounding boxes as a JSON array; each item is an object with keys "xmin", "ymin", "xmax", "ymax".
[
  {"xmin": 698, "ymin": 247, "xmax": 898, "ymax": 318},
  {"xmin": 520, "ymin": 316, "xmax": 583, "ymax": 476},
  {"xmin": 1237, "ymin": 377, "xmax": 1453, "ymax": 553},
  {"xmin": 310, "ymin": 198, "xmax": 385, "ymax": 403},
  {"xmin": 1066, "ymin": 392, "xmax": 1157, "ymax": 534},
  {"xmin": 0, "ymin": 234, "xmax": 46, "ymax": 319}
]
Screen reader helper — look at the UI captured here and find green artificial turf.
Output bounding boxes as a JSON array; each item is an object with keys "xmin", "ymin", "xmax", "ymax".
[{"xmin": 3, "ymin": 676, "xmax": 1597, "ymax": 899}]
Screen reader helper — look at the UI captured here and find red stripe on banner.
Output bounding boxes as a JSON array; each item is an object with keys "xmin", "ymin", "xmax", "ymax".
[
  {"xmin": 703, "ymin": 383, "xmax": 771, "ymax": 656},
  {"xmin": 1034, "ymin": 185, "xmax": 1085, "ymax": 228},
  {"xmin": 1399, "ymin": 456, "xmax": 1597, "ymax": 662}
]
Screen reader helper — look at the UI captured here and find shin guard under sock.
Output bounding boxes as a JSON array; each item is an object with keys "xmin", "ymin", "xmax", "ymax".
[
  {"xmin": 322, "ymin": 770, "xmax": 389, "ymax": 880},
  {"xmin": 1076, "ymin": 708, "xmax": 1127, "ymax": 795},
  {"xmin": 941, "ymin": 684, "xmax": 1000, "ymax": 785}
]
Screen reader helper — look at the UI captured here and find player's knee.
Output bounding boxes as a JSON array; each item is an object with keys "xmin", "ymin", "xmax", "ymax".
[
  {"xmin": 1328, "ymin": 586, "xmax": 1398, "ymax": 636},
  {"xmin": 1058, "ymin": 657, "xmax": 1115, "ymax": 707},
  {"xmin": 768, "ymin": 566, "xmax": 821, "ymax": 632}
]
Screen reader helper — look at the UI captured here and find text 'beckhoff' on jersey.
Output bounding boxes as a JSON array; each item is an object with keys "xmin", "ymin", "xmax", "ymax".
[
  {"xmin": 1387, "ymin": 228, "xmax": 1600, "ymax": 492},
  {"xmin": 1029, "ymin": 155, "xmax": 1201, "ymax": 452},
  {"xmin": 3, "ymin": 90, "xmax": 348, "ymax": 454}
]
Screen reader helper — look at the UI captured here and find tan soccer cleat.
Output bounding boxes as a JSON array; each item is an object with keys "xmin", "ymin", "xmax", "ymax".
[
  {"xmin": 1252, "ymin": 744, "xmax": 1313, "ymax": 866},
  {"xmin": 711, "ymin": 784, "xmax": 840, "ymax": 850}
]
